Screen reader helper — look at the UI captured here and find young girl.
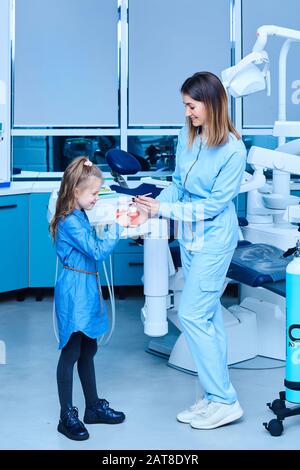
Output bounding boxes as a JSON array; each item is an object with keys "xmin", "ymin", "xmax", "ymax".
[{"xmin": 50, "ymin": 156, "xmax": 129, "ymax": 441}]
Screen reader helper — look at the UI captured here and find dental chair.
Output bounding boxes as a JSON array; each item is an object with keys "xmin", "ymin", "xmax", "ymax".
[
  {"xmin": 105, "ymin": 148, "xmax": 290, "ymax": 370},
  {"xmin": 160, "ymin": 232, "xmax": 289, "ymax": 372},
  {"xmin": 106, "ymin": 148, "xmax": 162, "ymax": 197}
]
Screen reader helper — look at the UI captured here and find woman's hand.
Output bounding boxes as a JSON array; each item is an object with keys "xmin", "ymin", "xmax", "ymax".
[{"xmin": 134, "ymin": 196, "xmax": 160, "ymax": 217}]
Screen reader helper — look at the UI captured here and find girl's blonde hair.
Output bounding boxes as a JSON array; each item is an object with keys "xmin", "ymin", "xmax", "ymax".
[
  {"xmin": 181, "ymin": 71, "xmax": 240, "ymax": 148},
  {"xmin": 50, "ymin": 156, "xmax": 102, "ymax": 240}
]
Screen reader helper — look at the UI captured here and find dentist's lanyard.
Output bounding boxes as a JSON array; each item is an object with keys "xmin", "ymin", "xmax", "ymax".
[{"xmin": 181, "ymin": 140, "xmax": 202, "ymax": 196}]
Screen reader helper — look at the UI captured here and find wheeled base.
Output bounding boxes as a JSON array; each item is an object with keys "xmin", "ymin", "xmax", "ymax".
[{"xmin": 263, "ymin": 391, "xmax": 300, "ymax": 436}]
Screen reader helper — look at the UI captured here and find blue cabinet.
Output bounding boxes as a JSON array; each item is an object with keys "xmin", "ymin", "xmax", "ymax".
[
  {"xmin": 29, "ymin": 193, "xmax": 57, "ymax": 287},
  {"xmin": 113, "ymin": 239, "xmax": 143, "ymax": 286},
  {"xmin": 0, "ymin": 195, "xmax": 29, "ymax": 293},
  {"xmin": 97, "ymin": 238, "xmax": 144, "ymax": 287},
  {"xmin": 291, "ymin": 190, "xmax": 300, "ymax": 198},
  {"xmin": 114, "ymin": 238, "xmax": 144, "ymax": 254},
  {"xmin": 233, "ymin": 193, "xmax": 247, "ymax": 218},
  {"xmin": 113, "ymin": 252, "xmax": 144, "ymax": 285}
]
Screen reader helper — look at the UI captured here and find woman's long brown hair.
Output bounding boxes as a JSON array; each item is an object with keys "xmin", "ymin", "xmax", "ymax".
[
  {"xmin": 50, "ymin": 156, "xmax": 102, "ymax": 240},
  {"xmin": 181, "ymin": 71, "xmax": 240, "ymax": 148}
]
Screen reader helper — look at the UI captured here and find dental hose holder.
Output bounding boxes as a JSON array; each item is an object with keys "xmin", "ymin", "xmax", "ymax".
[{"xmin": 264, "ymin": 240, "xmax": 300, "ymax": 436}]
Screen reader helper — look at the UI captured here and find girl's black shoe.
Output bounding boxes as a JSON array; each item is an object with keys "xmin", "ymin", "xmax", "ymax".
[
  {"xmin": 84, "ymin": 398, "xmax": 125, "ymax": 424},
  {"xmin": 58, "ymin": 406, "xmax": 89, "ymax": 440}
]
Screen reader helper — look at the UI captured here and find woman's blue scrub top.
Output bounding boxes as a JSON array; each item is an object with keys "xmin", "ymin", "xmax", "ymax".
[
  {"xmin": 54, "ymin": 209, "xmax": 122, "ymax": 349},
  {"xmin": 157, "ymin": 126, "xmax": 247, "ymax": 253}
]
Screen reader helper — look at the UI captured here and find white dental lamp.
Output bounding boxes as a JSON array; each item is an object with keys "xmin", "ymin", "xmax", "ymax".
[
  {"xmin": 222, "ymin": 25, "xmax": 300, "ymax": 247},
  {"xmin": 222, "ymin": 49, "xmax": 271, "ymax": 98},
  {"xmin": 222, "ymin": 25, "xmax": 300, "ymax": 113}
]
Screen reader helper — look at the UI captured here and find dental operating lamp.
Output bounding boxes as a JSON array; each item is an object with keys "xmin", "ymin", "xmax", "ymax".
[
  {"xmin": 221, "ymin": 50, "xmax": 270, "ymax": 98},
  {"xmin": 222, "ymin": 24, "xmax": 300, "ymax": 141},
  {"xmin": 222, "ymin": 25, "xmax": 300, "ymax": 228},
  {"xmin": 222, "ymin": 25, "xmax": 300, "ymax": 104}
]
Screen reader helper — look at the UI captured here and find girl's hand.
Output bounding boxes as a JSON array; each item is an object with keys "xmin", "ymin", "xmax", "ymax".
[{"xmin": 134, "ymin": 196, "xmax": 160, "ymax": 217}]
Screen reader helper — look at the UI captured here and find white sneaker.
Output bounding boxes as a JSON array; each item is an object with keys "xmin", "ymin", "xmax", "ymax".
[
  {"xmin": 177, "ymin": 398, "xmax": 210, "ymax": 423},
  {"xmin": 190, "ymin": 400, "xmax": 243, "ymax": 429}
]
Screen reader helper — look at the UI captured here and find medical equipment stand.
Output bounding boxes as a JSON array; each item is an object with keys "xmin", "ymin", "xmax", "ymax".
[{"xmin": 263, "ymin": 391, "xmax": 300, "ymax": 437}]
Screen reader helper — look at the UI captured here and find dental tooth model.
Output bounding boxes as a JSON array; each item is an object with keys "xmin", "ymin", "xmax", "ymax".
[{"xmin": 127, "ymin": 203, "xmax": 140, "ymax": 226}]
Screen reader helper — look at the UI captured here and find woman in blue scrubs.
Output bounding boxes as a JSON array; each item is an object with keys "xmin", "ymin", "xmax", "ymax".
[{"xmin": 135, "ymin": 72, "xmax": 246, "ymax": 429}]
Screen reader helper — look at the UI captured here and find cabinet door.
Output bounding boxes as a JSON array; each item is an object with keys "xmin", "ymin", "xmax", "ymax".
[
  {"xmin": 113, "ymin": 253, "xmax": 144, "ymax": 286},
  {"xmin": 291, "ymin": 190, "xmax": 300, "ymax": 198},
  {"xmin": 0, "ymin": 195, "xmax": 29, "ymax": 292},
  {"xmin": 29, "ymin": 193, "xmax": 57, "ymax": 287},
  {"xmin": 234, "ymin": 193, "xmax": 247, "ymax": 218}
]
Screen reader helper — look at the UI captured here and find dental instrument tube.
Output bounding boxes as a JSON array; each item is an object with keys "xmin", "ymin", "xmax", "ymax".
[
  {"xmin": 286, "ymin": 240, "xmax": 300, "ymax": 403},
  {"xmin": 143, "ymin": 218, "xmax": 169, "ymax": 336}
]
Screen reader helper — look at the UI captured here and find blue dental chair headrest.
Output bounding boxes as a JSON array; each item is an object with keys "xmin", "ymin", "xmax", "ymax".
[{"xmin": 106, "ymin": 149, "xmax": 141, "ymax": 175}]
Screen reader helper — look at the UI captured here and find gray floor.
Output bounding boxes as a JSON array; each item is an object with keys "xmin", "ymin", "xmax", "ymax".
[{"xmin": 0, "ymin": 289, "xmax": 299, "ymax": 450}]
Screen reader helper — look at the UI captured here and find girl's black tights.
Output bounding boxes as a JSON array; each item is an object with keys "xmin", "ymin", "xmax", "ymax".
[{"xmin": 57, "ymin": 332, "xmax": 98, "ymax": 415}]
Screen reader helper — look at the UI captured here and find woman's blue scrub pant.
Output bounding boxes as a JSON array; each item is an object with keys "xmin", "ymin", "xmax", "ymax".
[{"xmin": 179, "ymin": 247, "xmax": 237, "ymax": 404}]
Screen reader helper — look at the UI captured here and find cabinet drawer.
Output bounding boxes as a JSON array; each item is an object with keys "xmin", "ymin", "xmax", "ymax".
[
  {"xmin": 114, "ymin": 238, "xmax": 143, "ymax": 254},
  {"xmin": 113, "ymin": 253, "xmax": 144, "ymax": 285}
]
